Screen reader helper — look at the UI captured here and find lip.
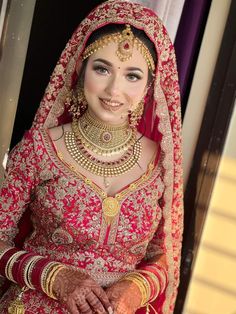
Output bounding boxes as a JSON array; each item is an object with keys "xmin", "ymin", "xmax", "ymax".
[{"xmin": 100, "ymin": 98, "xmax": 123, "ymax": 111}]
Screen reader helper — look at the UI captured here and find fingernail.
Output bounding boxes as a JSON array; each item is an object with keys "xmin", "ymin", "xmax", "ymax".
[{"xmin": 108, "ymin": 307, "xmax": 113, "ymax": 314}]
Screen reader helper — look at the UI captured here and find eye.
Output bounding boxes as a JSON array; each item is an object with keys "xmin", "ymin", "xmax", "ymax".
[
  {"xmin": 93, "ymin": 65, "xmax": 109, "ymax": 75},
  {"xmin": 126, "ymin": 73, "xmax": 142, "ymax": 82}
]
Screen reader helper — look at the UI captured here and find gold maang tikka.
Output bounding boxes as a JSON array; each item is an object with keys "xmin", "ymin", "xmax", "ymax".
[{"xmin": 82, "ymin": 25, "xmax": 155, "ymax": 71}]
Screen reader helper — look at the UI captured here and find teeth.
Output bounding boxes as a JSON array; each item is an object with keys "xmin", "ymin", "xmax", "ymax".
[{"xmin": 102, "ymin": 99, "xmax": 121, "ymax": 107}]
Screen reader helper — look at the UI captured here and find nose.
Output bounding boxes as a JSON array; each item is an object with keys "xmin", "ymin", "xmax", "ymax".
[{"xmin": 105, "ymin": 75, "xmax": 120, "ymax": 97}]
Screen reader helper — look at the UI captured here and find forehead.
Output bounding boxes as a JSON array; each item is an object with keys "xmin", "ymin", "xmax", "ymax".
[{"xmin": 87, "ymin": 42, "xmax": 149, "ymax": 70}]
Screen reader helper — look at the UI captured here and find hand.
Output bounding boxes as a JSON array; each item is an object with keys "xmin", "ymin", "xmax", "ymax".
[
  {"xmin": 52, "ymin": 267, "xmax": 112, "ymax": 314},
  {"xmin": 106, "ymin": 280, "xmax": 142, "ymax": 314}
]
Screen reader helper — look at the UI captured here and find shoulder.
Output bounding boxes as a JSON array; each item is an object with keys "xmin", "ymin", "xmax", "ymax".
[
  {"xmin": 139, "ymin": 133, "xmax": 159, "ymax": 168},
  {"xmin": 140, "ymin": 134, "xmax": 158, "ymax": 157},
  {"xmin": 48, "ymin": 123, "xmax": 71, "ymax": 141}
]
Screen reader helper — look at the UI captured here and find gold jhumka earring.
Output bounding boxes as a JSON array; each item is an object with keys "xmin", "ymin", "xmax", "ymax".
[
  {"xmin": 129, "ymin": 99, "xmax": 144, "ymax": 129},
  {"xmin": 66, "ymin": 86, "xmax": 88, "ymax": 118}
]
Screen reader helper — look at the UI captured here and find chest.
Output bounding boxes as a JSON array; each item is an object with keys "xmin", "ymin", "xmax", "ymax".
[{"xmin": 32, "ymin": 169, "xmax": 164, "ymax": 247}]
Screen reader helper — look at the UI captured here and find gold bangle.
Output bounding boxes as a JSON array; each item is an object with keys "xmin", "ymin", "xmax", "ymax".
[
  {"xmin": 40, "ymin": 262, "xmax": 58, "ymax": 295},
  {"xmin": 138, "ymin": 270, "xmax": 160, "ymax": 302},
  {"xmin": 122, "ymin": 272, "xmax": 150, "ymax": 306},
  {"xmin": 135, "ymin": 273, "xmax": 152, "ymax": 304},
  {"xmin": 47, "ymin": 265, "xmax": 66, "ymax": 299},
  {"xmin": 145, "ymin": 265, "xmax": 167, "ymax": 293},
  {"xmin": 124, "ymin": 277, "xmax": 147, "ymax": 305}
]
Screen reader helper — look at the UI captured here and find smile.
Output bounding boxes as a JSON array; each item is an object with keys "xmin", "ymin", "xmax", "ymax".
[{"xmin": 100, "ymin": 98, "xmax": 123, "ymax": 111}]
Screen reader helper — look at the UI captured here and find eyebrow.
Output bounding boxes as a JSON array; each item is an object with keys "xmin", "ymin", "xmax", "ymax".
[{"xmin": 93, "ymin": 58, "xmax": 144, "ymax": 73}]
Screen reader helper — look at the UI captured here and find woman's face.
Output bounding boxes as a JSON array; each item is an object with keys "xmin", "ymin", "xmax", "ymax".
[{"xmin": 83, "ymin": 42, "xmax": 149, "ymax": 125}]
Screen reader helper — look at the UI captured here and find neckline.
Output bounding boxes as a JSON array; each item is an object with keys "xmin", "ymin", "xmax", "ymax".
[{"xmin": 40, "ymin": 128, "xmax": 160, "ymax": 200}]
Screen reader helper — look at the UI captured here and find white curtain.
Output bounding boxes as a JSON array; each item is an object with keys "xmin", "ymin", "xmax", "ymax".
[{"xmin": 128, "ymin": 0, "xmax": 185, "ymax": 42}]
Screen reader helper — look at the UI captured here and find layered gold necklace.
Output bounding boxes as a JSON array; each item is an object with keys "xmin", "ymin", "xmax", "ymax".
[
  {"xmin": 64, "ymin": 110, "xmax": 141, "ymax": 186},
  {"xmin": 73, "ymin": 110, "xmax": 136, "ymax": 156}
]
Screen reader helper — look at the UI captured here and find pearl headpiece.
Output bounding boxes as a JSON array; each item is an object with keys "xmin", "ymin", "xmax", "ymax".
[{"xmin": 82, "ymin": 25, "xmax": 155, "ymax": 71}]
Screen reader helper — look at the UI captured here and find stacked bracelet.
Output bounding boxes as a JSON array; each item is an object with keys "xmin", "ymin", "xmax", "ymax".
[
  {"xmin": 122, "ymin": 272, "xmax": 151, "ymax": 306},
  {"xmin": 139, "ymin": 263, "xmax": 168, "ymax": 294},
  {"xmin": 0, "ymin": 246, "xmax": 67, "ymax": 313},
  {"xmin": 120, "ymin": 263, "xmax": 168, "ymax": 313}
]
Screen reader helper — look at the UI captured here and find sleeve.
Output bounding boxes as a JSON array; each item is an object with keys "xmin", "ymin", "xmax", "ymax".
[
  {"xmin": 0, "ymin": 130, "xmax": 39, "ymax": 244},
  {"xmin": 144, "ymin": 215, "xmax": 166, "ymax": 261}
]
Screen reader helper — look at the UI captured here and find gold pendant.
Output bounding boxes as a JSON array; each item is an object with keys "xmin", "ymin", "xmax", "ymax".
[{"xmin": 102, "ymin": 197, "xmax": 120, "ymax": 225}]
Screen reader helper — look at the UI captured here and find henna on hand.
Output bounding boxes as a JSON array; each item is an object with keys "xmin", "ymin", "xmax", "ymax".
[
  {"xmin": 53, "ymin": 267, "xmax": 112, "ymax": 314},
  {"xmin": 106, "ymin": 280, "xmax": 142, "ymax": 314}
]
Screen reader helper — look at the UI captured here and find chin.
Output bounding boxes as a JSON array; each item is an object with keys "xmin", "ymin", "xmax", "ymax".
[{"xmin": 88, "ymin": 107, "xmax": 125, "ymax": 125}]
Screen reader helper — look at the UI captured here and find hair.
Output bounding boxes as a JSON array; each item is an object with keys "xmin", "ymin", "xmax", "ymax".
[{"xmin": 77, "ymin": 23, "xmax": 157, "ymax": 86}]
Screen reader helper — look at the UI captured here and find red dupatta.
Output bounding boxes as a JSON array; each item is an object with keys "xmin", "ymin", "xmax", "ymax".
[{"xmin": 30, "ymin": 1, "xmax": 184, "ymax": 313}]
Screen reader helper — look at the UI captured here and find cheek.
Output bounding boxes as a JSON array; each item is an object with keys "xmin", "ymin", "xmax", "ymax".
[
  {"xmin": 125, "ymin": 82, "xmax": 147, "ymax": 101},
  {"xmin": 84, "ymin": 72, "xmax": 99, "ymax": 94}
]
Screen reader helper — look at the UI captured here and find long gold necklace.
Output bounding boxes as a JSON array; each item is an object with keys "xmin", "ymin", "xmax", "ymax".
[
  {"xmin": 72, "ymin": 110, "xmax": 136, "ymax": 156},
  {"xmin": 64, "ymin": 131, "xmax": 141, "ymax": 178}
]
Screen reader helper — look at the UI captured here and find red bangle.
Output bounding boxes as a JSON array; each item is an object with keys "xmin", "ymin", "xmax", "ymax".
[
  {"xmin": 30, "ymin": 258, "xmax": 51, "ymax": 291},
  {"xmin": 140, "ymin": 271, "xmax": 156, "ymax": 300},
  {"xmin": 16, "ymin": 253, "xmax": 36, "ymax": 287},
  {"xmin": 140, "ymin": 264, "xmax": 167, "ymax": 293},
  {"xmin": 0, "ymin": 247, "xmax": 18, "ymax": 276}
]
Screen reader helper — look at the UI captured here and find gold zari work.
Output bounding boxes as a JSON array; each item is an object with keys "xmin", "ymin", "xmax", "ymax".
[{"xmin": 102, "ymin": 196, "xmax": 120, "ymax": 225}]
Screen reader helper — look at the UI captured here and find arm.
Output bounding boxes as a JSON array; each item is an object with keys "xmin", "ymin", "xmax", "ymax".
[
  {"xmin": 106, "ymin": 209, "xmax": 170, "ymax": 314},
  {"xmin": 0, "ymin": 130, "xmax": 112, "ymax": 314}
]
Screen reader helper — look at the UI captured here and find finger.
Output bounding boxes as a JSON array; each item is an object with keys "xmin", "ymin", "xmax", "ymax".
[
  {"xmin": 66, "ymin": 299, "xmax": 81, "ymax": 314},
  {"xmin": 86, "ymin": 291, "xmax": 106, "ymax": 314},
  {"xmin": 77, "ymin": 299, "xmax": 93, "ymax": 314},
  {"xmin": 93, "ymin": 287, "xmax": 112, "ymax": 312}
]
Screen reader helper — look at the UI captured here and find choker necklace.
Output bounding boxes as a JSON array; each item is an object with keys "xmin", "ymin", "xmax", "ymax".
[{"xmin": 72, "ymin": 110, "xmax": 136, "ymax": 156}]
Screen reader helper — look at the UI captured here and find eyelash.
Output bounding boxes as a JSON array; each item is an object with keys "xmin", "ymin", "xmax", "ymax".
[
  {"xmin": 93, "ymin": 65, "xmax": 142, "ymax": 82},
  {"xmin": 126, "ymin": 73, "xmax": 142, "ymax": 82},
  {"xmin": 93, "ymin": 65, "xmax": 109, "ymax": 75}
]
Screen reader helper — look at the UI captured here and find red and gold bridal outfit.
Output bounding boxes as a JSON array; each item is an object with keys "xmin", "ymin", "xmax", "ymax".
[
  {"xmin": 0, "ymin": 1, "xmax": 183, "ymax": 313},
  {"xmin": 0, "ymin": 128, "xmax": 164, "ymax": 313}
]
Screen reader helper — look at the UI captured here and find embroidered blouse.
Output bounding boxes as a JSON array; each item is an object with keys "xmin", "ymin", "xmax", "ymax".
[{"xmin": 0, "ymin": 128, "xmax": 165, "ymax": 313}]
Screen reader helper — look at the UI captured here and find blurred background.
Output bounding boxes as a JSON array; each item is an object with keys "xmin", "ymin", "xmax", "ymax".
[{"xmin": 0, "ymin": 1, "xmax": 235, "ymax": 313}]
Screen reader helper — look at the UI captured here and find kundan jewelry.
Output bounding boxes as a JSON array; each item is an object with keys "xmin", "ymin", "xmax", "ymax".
[
  {"xmin": 64, "ymin": 130, "xmax": 141, "ymax": 178},
  {"xmin": 72, "ymin": 110, "xmax": 136, "ymax": 156},
  {"xmin": 83, "ymin": 24, "xmax": 155, "ymax": 71}
]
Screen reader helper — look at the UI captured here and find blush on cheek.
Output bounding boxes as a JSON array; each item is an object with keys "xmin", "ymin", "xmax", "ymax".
[
  {"xmin": 84, "ymin": 72, "xmax": 100, "ymax": 94},
  {"xmin": 126, "ymin": 87, "xmax": 145, "ymax": 103}
]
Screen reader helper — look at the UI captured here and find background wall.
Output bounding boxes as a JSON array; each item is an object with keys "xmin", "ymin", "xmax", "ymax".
[
  {"xmin": 0, "ymin": 0, "xmax": 36, "ymax": 184},
  {"xmin": 183, "ymin": 99, "xmax": 236, "ymax": 314}
]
